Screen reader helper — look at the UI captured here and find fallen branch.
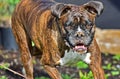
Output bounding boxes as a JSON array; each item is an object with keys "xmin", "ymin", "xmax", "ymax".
[{"xmin": 0, "ymin": 63, "xmax": 26, "ymax": 78}]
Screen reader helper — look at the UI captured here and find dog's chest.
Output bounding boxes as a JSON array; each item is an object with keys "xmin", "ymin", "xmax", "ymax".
[{"xmin": 59, "ymin": 49, "xmax": 91, "ymax": 66}]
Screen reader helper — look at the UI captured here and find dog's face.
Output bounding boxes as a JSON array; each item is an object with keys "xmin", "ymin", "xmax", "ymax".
[{"xmin": 51, "ymin": 1, "xmax": 103, "ymax": 53}]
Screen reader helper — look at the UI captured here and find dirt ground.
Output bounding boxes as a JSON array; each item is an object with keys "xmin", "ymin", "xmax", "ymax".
[{"xmin": 0, "ymin": 50, "xmax": 120, "ymax": 79}]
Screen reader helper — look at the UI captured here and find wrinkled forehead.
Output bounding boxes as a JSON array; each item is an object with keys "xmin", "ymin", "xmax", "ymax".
[
  {"xmin": 68, "ymin": 6, "xmax": 93, "ymax": 19},
  {"xmin": 69, "ymin": 5, "xmax": 90, "ymax": 19},
  {"xmin": 70, "ymin": 5, "xmax": 87, "ymax": 12},
  {"xmin": 59, "ymin": 4, "xmax": 96, "ymax": 25}
]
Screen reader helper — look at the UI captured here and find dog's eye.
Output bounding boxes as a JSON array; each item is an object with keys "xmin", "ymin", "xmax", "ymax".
[
  {"xmin": 85, "ymin": 20, "xmax": 93, "ymax": 26},
  {"xmin": 83, "ymin": 20, "xmax": 93, "ymax": 30},
  {"xmin": 86, "ymin": 23, "xmax": 94, "ymax": 31},
  {"xmin": 86, "ymin": 25, "xmax": 92, "ymax": 29}
]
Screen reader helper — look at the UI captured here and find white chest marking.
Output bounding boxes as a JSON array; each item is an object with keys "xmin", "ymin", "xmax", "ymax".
[{"xmin": 59, "ymin": 49, "xmax": 91, "ymax": 66}]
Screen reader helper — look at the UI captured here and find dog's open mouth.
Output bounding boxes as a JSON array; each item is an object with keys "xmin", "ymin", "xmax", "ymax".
[{"xmin": 73, "ymin": 43, "xmax": 87, "ymax": 53}]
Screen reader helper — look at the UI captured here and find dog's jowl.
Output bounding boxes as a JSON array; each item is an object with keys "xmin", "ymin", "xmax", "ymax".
[{"xmin": 11, "ymin": 0, "xmax": 105, "ymax": 79}]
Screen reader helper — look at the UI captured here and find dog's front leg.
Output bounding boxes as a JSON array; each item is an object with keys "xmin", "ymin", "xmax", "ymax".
[
  {"xmin": 89, "ymin": 39, "xmax": 105, "ymax": 79},
  {"xmin": 44, "ymin": 65, "xmax": 62, "ymax": 79}
]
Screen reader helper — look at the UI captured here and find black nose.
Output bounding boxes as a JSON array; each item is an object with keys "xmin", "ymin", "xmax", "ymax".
[{"xmin": 75, "ymin": 31, "xmax": 85, "ymax": 38}]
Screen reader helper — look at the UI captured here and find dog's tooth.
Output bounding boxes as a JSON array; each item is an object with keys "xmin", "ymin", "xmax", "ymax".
[{"xmin": 75, "ymin": 46, "xmax": 79, "ymax": 49}]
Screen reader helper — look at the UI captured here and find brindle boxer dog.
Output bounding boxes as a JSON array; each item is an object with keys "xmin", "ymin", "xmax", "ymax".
[{"xmin": 11, "ymin": 0, "xmax": 105, "ymax": 79}]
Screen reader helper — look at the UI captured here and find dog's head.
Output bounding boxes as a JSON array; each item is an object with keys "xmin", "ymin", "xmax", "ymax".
[{"xmin": 51, "ymin": 1, "xmax": 104, "ymax": 53}]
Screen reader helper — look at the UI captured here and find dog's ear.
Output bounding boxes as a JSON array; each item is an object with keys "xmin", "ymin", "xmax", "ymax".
[
  {"xmin": 83, "ymin": 1, "xmax": 104, "ymax": 16},
  {"xmin": 51, "ymin": 3, "xmax": 71, "ymax": 18}
]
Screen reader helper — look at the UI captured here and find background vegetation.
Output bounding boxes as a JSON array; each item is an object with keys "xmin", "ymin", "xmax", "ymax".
[{"xmin": 0, "ymin": 0, "xmax": 19, "ymax": 17}]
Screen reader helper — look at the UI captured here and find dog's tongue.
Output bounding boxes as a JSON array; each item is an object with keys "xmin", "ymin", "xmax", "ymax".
[{"xmin": 73, "ymin": 45, "xmax": 87, "ymax": 51}]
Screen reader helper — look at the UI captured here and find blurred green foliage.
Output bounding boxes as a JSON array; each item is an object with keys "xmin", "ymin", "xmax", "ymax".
[
  {"xmin": 35, "ymin": 77, "xmax": 50, "ymax": 79},
  {"xmin": 0, "ymin": 0, "xmax": 19, "ymax": 17},
  {"xmin": 113, "ymin": 55, "xmax": 120, "ymax": 61},
  {"xmin": 0, "ymin": 76, "xmax": 8, "ymax": 79}
]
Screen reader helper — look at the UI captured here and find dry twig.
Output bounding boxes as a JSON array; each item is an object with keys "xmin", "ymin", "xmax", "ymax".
[{"xmin": 0, "ymin": 63, "xmax": 26, "ymax": 78}]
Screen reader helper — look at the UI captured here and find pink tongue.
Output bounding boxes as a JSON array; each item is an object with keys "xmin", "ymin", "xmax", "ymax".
[{"xmin": 73, "ymin": 45, "xmax": 87, "ymax": 50}]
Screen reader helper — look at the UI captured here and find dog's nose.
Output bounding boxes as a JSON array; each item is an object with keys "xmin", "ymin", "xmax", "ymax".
[
  {"xmin": 75, "ymin": 27, "xmax": 85, "ymax": 38},
  {"xmin": 75, "ymin": 31, "xmax": 85, "ymax": 38}
]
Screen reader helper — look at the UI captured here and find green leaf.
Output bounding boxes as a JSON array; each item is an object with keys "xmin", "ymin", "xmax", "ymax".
[
  {"xmin": 113, "ymin": 55, "xmax": 120, "ymax": 61},
  {"xmin": 105, "ymin": 73, "xmax": 110, "ymax": 79},
  {"xmin": 76, "ymin": 61, "xmax": 88, "ymax": 69},
  {"xmin": 0, "ymin": 76, "xmax": 8, "ymax": 79},
  {"xmin": 103, "ymin": 63, "xmax": 112, "ymax": 70},
  {"xmin": 87, "ymin": 71, "xmax": 93, "ymax": 77},
  {"xmin": 111, "ymin": 71, "xmax": 120, "ymax": 76},
  {"xmin": 79, "ymin": 71, "xmax": 93, "ymax": 79},
  {"xmin": 79, "ymin": 71, "xmax": 84, "ymax": 78},
  {"xmin": 62, "ymin": 74, "xmax": 71, "ymax": 79}
]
